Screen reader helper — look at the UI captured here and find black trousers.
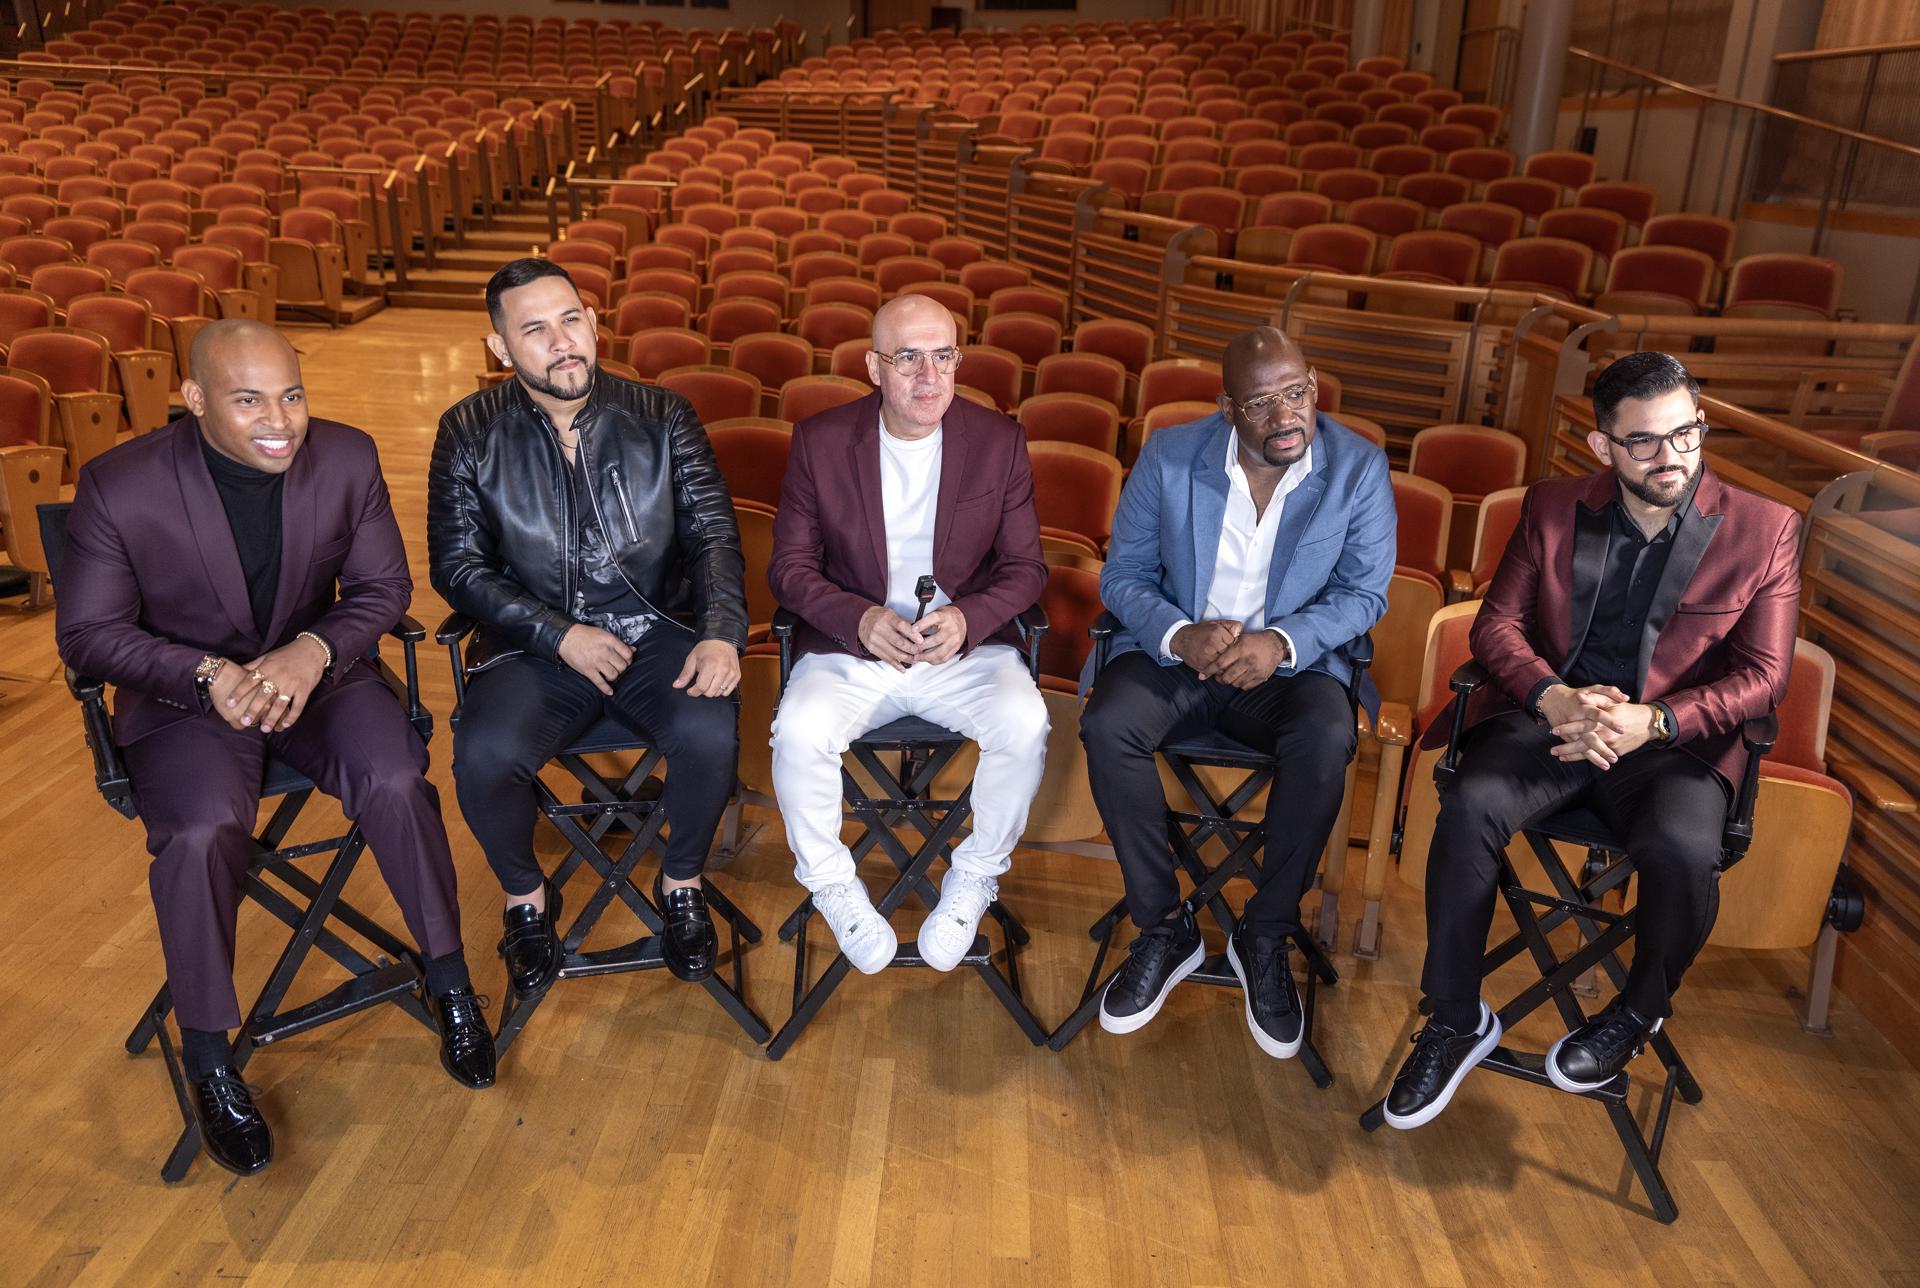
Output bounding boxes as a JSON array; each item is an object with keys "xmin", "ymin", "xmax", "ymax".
[
  {"xmin": 1081, "ymin": 650, "xmax": 1357, "ymax": 936},
  {"xmin": 451, "ymin": 628, "xmax": 740, "ymax": 894},
  {"xmin": 1420, "ymin": 712, "xmax": 1731, "ymax": 1020}
]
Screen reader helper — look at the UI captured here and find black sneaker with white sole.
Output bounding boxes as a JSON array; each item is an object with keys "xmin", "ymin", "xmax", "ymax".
[
  {"xmin": 1382, "ymin": 1001, "xmax": 1502, "ymax": 1130},
  {"xmin": 1225, "ymin": 920, "xmax": 1303, "ymax": 1059},
  {"xmin": 1098, "ymin": 909, "xmax": 1204, "ymax": 1034},
  {"xmin": 1547, "ymin": 999, "xmax": 1660, "ymax": 1093}
]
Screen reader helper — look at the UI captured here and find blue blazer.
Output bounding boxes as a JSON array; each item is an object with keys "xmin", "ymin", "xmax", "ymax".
[{"xmin": 1090, "ymin": 410, "xmax": 1396, "ymax": 704}]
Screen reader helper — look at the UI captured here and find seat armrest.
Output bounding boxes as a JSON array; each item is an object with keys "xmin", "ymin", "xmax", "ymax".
[
  {"xmin": 1449, "ymin": 658, "xmax": 1489, "ymax": 695},
  {"xmin": 378, "ymin": 613, "xmax": 429, "ymax": 738},
  {"xmin": 1446, "ymin": 568, "xmax": 1475, "ymax": 601},
  {"xmin": 388, "ymin": 612, "xmax": 427, "ymax": 644},
  {"xmin": 1831, "ymin": 758, "xmax": 1918, "ymax": 814},
  {"xmin": 1740, "ymin": 712, "xmax": 1777, "ymax": 757},
  {"xmin": 1016, "ymin": 602, "xmax": 1050, "ymax": 681},
  {"xmin": 1089, "ymin": 609, "xmax": 1120, "ymax": 680},
  {"xmin": 434, "ymin": 611, "xmax": 477, "ymax": 645},
  {"xmin": 1372, "ymin": 699, "xmax": 1413, "ymax": 746},
  {"xmin": 772, "ymin": 607, "xmax": 801, "ymax": 689},
  {"xmin": 1724, "ymin": 711, "xmax": 1779, "ymax": 864},
  {"xmin": 66, "ymin": 666, "xmax": 137, "ymax": 820},
  {"xmin": 1437, "ymin": 660, "xmax": 1490, "ymax": 782}
]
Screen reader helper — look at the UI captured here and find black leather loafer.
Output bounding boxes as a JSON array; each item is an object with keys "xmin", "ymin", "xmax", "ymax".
[
  {"xmin": 656, "ymin": 878, "xmax": 718, "ymax": 983},
  {"xmin": 499, "ymin": 880, "xmax": 564, "ymax": 998}
]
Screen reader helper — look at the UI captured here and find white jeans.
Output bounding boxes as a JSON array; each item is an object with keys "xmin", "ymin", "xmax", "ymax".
[{"xmin": 770, "ymin": 644, "xmax": 1050, "ymax": 893}]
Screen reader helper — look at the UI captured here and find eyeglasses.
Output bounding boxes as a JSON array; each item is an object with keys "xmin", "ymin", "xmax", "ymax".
[
  {"xmin": 1230, "ymin": 370, "xmax": 1316, "ymax": 422},
  {"xmin": 873, "ymin": 346, "xmax": 962, "ymax": 376},
  {"xmin": 1603, "ymin": 416, "xmax": 1708, "ymax": 461}
]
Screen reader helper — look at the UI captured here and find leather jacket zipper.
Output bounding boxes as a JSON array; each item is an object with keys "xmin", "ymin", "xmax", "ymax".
[{"xmin": 587, "ymin": 442, "xmax": 694, "ymax": 633}]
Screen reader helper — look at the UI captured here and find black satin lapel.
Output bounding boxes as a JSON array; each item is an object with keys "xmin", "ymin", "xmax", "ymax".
[
  {"xmin": 174, "ymin": 421, "xmax": 257, "ymax": 641},
  {"xmin": 265, "ymin": 434, "xmax": 316, "ymax": 646},
  {"xmin": 1636, "ymin": 510, "xmax": 1722, "ymax": 693},
  {"xmin": 1563, "ymin": 500, "xmax": 1611, "ymax": 670}
]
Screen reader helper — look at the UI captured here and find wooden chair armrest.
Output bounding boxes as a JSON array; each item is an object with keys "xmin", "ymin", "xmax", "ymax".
[{"xmin": 1830, "ymin": 756, "xmax": 1918, "ymax": 814}]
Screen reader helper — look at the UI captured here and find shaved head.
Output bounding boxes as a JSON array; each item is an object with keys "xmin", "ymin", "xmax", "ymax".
[
  {"xmin": 872, "ymin": 293, "xmax": 957, "ymax": 353},
  {"xmin": 866, "ymin": 293, "xmax": 959, "ymax": 438},
  {"xmin": 182, "ymin": 319, "xmax": 309, "ymax": 474},
  {"xmin": 1218, "ymin": 324, "xmax": 1317, "ymax": 469}
]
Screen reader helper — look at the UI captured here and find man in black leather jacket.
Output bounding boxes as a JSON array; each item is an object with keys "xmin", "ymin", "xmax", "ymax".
[{"xmin": 428, "ymin": 258, "xmax": 747, "ymax": 992}]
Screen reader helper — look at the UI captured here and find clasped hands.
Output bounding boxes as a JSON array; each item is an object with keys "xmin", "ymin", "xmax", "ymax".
[
  {"xmin": 1171, "ymin": 619, "xmax": 1290, "ymax": 689},
  {"xmin": 557, "ymin": 624, "xmax": 739, "ymax": 698},
  {"xmin": 859, "ymin": 603, "xmax": 966, "ymax": 670},
  {"xmin": 207, "ymin": 634, "xmax": 331, "ymax": 734},
  {"xmin": 1538, "ymin": 683, "xmax": 1662, "ymax": 768}
]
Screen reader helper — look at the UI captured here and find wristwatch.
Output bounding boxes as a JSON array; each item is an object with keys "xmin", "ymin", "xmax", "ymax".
[
  {"xmin": 1650, "ymin": 704, "xmax": 1674, "ymax": 744},
  {"xmin": 194, "ymin": 654, "xmax": 226, "ymax": 701}
]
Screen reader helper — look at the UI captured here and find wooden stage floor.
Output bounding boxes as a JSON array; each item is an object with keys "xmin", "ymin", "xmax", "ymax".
[{"xmin": 2, "ymin": 311, "xmax": 1916, "ymax": 1285}]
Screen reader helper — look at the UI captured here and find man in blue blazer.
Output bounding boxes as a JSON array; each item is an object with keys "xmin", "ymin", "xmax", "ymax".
[{"xmin": 1081, "ymin": 326, "xmax": 1395, "ymax": 1058}]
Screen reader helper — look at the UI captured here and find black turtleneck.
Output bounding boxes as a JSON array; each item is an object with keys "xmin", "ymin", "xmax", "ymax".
[{"xmin": 200, "ymin": 433, "xmax": 283, "ymax": 639}]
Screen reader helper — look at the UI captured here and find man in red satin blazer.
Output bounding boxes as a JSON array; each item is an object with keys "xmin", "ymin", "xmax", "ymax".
[
  {"xmin": 767, "ymin": 295, "xmax": 1048, "ymax": 977},
  {"xmin": 1382, "ymin": 351, "xmax": 1800, "ymax": 1131},
  {"xmin": 55, "ymin": 320, "xmax": 492, "ymax": 1178}
]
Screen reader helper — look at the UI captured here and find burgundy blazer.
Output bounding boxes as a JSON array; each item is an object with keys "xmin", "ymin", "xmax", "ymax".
[
  {"xmin": 1428, "ymin": 465, "xmax": 1800, "ymax": 787},
  {"xmin": 54, "ymin": 414, "xmax": 412, "ymax": 746},
  {"xmin": 769, "ymin": 391, "xmax": 1047, "ymax": 662}
]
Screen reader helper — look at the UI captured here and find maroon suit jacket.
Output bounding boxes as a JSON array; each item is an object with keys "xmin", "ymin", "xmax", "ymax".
[
  {"xmin": 55, "ymin": 415, "xmax": 411, "ymax": 746},
  {"xmin": 769, "ymin": 391, "xmax": 1046, "ymax": 662},
  {"xmin": 1430, "ymin": 465, "xmax": 1800, "ymax": 787}
]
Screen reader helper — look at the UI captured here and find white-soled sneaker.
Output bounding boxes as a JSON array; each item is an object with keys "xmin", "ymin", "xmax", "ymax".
[
  {"xmin": 916, "ymin": 872, "xmax": 998, "ymax": 971},
  {"xmin": 811, "ymin": 880, "xmax": 897, "ymax": 975}
]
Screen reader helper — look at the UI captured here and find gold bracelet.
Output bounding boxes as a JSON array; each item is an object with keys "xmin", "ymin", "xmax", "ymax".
[{"xmin": 297, "ymin": 630, "xmax": 335, "ymax": 670}]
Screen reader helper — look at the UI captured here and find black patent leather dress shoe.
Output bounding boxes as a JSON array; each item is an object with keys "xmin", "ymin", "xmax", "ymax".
[
  {"xmin": 655, "ymin": 878, "xmax": 717, "ymax": 983},
  {"xmin": 190, "ymin": 1066, "xmax": 273, "ymax": 1176},
  {"xmin": 499, "ymin": 880, "xmax": 564, "ymax": 998},
  {"xmin": 432, "ymin": 987, "xmax": 498, "ymax": 1089},
  {"xmin": 1548, "ymin": 999, "xmax": 1660, "ymax": 1093},
  {"xmin": 1226, "ymin": 921, "xmax": 1303, "ymax": 1059}
]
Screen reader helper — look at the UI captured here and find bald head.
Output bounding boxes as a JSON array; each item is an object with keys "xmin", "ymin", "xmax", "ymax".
[
  {"xmin": 1218, "ymin": 324, "xmax": 1317, "ymax": 470},
  {"xmin": 866, "ymin": 293, "xmax": 960, "ymax": 439},
  {"xmin": 872, "ymin": 292, "xmax": 957, "ymax": 353},
  {"xmin": 183, "ymin": 319, "xmax": 309, "ymax": 474}
]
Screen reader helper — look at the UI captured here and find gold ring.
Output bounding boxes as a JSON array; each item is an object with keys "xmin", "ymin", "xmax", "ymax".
[
  {"xmin": 272, "ymin": 691, "xmax": 292, "ymax": 703},
  {"xmin": 259, "ymin": 680, "xmax": 277, "ymax": 697}
]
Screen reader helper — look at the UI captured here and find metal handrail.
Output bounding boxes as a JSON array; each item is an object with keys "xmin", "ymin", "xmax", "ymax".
[
  {"xmin": 1776, "ymin": 38, "xmax": 1920, "ymax": 64},
  {"xmin": 1568, "ymin": 45, "xmax": 1920, "ymax": 159}
]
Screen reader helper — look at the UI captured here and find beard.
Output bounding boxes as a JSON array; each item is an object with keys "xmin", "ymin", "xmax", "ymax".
[
  {"xmin": 1621, "ymin": 457, "xmax": 1697, "ymax": 508},
  {"xmin": 518, "ymin": 355, "xmax": 594, "ymax": 401},
  {"xmin": 1260, "ymin": 420, "xmax": 1309, "ymax": 465}
]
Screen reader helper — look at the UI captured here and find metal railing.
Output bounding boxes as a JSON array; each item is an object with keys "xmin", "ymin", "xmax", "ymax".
[
  {"xmin": 1771, "ymin": 40, "xmax": 1920, "ymax": 214},
  {"xmin": 1567, "ymin": 46, "xmax": 1920, "ymax": 254}
]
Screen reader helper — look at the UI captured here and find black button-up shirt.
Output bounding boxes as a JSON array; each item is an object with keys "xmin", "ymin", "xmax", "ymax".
[{"xmin": 1563, "ymin": 495, "xmax": 1680, "ymax": 699}]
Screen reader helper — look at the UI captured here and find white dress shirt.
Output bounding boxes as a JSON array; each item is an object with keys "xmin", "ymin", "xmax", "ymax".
[
  {"xmin": 1159, "ymin": 433, "xmax": 1314, "ymax": 665},
  {"xmin": 878, "ymin": 413, "xmax": 952, "ymax": 622}
]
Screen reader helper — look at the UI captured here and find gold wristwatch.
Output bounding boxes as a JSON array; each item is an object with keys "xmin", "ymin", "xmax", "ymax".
[
  {"xmin": 194, "ymin": 655, "xmax": 226, "ymax": 700},
  {"xmin": 1650, "ymin": 704, "xmax": 1674, "ymax": 744}
]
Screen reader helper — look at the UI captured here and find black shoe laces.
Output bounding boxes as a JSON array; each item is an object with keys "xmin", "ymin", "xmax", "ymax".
[
  {"xmin": 439, "ymin": 992, "xmax": 493, "ymax": 1052},
  {"xmin": 1402, "ymin": 1021, "xmax": 1471, "ymax": 1088},
  {"xmin": 198, "ymin": 1070, "xmax": 263, "ymax": 1113},
  {"xmin": 1117, "ymin": 924, "xmax": 1184, "ymax": 1001},
  {"xmin": 1244, "ymin": 934, "xmax": 1294, "ymax": 1015}
]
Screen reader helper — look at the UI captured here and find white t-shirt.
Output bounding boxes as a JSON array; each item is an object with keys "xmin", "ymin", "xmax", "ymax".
[{"xmin": 878, "ymin": 416, "xmax": 952, "ymax": 622}]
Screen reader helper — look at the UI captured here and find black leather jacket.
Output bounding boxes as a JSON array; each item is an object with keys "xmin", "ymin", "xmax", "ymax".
[{"xmin": 427, "ymin": 372, "xmax": 747, "ymax": 672}]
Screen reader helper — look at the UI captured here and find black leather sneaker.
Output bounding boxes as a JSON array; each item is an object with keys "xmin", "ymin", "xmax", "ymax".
[
  {"xmin": 499, "ymin": 879, "xmax": 563, "ymax": 998},
  {"xmin": 1098, "ymin": 909, "xmax": 1204, "ymax": 1034},
  {"xmin": 190, "ymin": 1066, "xmax": 273, "ymax": 1176},
  {"xmin": 1226, "ymin": 921, "xmax": 1303, "ymax": 1058},
  {"xmin": 1382, "ymin": 1002, "xmax": 1502, "ymax": 1130},
  {"xmin": 1547, "ymin": 999, "xmax": 1660, "ymax": 1093}
]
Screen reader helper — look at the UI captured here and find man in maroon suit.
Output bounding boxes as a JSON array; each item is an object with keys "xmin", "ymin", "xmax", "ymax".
[
  {"xmin": 56, "ymin": 320, "xmax": 494, "ymax": 1178},
  {"xmin": 768, "ymin": 294, "xmax": 1048, "ymax": 976},
  {"xmin": 1382, "ymin": 351, "xmax": 1799, "ymax": 1130}
]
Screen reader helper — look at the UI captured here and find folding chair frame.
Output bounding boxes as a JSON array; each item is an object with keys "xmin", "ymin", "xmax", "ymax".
[
  {"xmin": 762, "ymin": 606, "xmax": 1052, "ymax": 1061},
  {"xmin": 1358, "ymin": 658, "xmax": 1775, "ymax": 1225},
  {"xmin": 436, "ymin": 613, "xmax": 771, "ymax": 1057},
  {"xmin": 1045, "ymin": 614, "xmax": 1369, "ymax": 1090}
]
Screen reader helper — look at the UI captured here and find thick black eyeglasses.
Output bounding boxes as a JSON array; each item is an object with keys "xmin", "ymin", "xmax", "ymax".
[{"xmin": 1603, "ymin": 417, "xmax": 1708, "ymax": 461}]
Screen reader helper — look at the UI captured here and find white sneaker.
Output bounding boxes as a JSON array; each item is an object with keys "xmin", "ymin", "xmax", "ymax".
[
  {"xmin": 916, "ymin": 871, "xmax": 998, "ymax": 971},
  {"xmin": 811, "ymin": 880, "xmax": 897, "ymax": 975}
]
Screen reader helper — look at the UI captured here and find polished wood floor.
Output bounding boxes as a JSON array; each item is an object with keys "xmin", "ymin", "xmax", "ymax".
[{"xmin": 4, "ymin": 311, "xmax": 1918, "ymax": 1285}]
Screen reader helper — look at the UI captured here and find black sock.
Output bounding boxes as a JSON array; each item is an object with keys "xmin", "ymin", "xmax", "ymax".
[
  {"xmin": 424, "ymin": 950, "xmax": 472, "ymax": 997},
  {"xmin": 181, "ymin": 1027, "xmax": 234, "ymax": 1081},
  {"xmin": 1430, "ymin": 998, "xmax": 1482, "ymax": 1034}
]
